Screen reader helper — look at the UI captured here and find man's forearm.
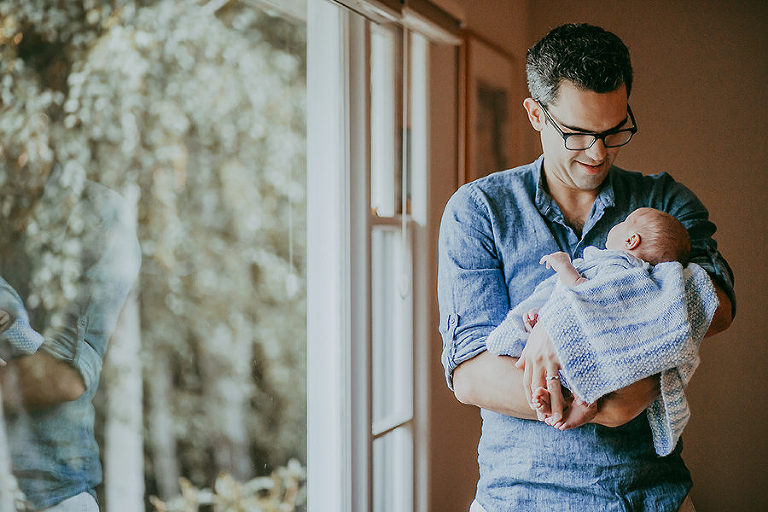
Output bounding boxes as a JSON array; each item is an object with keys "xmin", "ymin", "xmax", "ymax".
[
  {"xmin": 0, "ymin": 351, "xmax": 85, "ymax": 411},
  {"xmin": 592, "ymin": 375, "xmax": 660, "ymax": 428},
  {"xmin": 453, "ymin": 351, "xmax": 661, "ymax": 427},
  {"xmin": 452, "ymin": 351, "xmax": 538, "ymax": 420},
  {"xmin": 705, "ymin": 283, "xmax": 733, "ymax": 337}
]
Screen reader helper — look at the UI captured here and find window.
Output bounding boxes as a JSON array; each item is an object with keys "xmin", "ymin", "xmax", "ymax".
[
  {"xmin": 370, "ymin": 20, "xmax": 414, "ymax": 512},
  {"xmin": 2, "ymin": 0, "xmax": 455, "ymax": 510},
  {"xmin": 307, "ymin": 1, "xmax": 457, "ymax": 510},
  {"xmin": 370, "ymin": 22, "xmax": 431, "ymax": 512},
  {"xmin": 0, "ymin": 0, "xmax": 307, "ymax": 510}
]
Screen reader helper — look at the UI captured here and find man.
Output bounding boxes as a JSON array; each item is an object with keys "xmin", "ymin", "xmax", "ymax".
[
  {"xmin": 0, "ymin": 168, "xmax": 141, "ymax": 511},
  {"xmin": 438, "ymin": 24, "xmax": 734, "ymax": 511}
]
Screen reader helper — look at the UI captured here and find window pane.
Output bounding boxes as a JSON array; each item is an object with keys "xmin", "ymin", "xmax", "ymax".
[
  {"xmin": 0, "ymin": 1, "xmax": 307, "ymax": 509},
  {"xmin": 409, "ymin": 32, "xmax": 428, "ymax": 225},
  {"xmin": 374, "ymin": 426, "xmax": 413, "ymax": 512},
  {"xmin": 370, "ymin": 24, "xmax": 400, "ymax": 217},
  {"xmin": 371, "ymin": 227, "xmax": 413, "ymax": 430}
]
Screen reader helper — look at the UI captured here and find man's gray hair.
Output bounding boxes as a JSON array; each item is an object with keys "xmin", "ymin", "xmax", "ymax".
[{"xmin": 526, "ymin": 23, "xmax": 633, "ymax": 105}]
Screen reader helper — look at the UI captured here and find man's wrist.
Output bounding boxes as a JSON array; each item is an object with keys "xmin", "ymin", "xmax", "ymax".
[{"xmin": 453, "ymin": 353, "xmax": 539, "ymax": 419}]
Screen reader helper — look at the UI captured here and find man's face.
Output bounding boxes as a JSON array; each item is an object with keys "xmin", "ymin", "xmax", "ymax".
[{"xmin": 530, "ymin": 80, "xmax": 631, "ymax": 192}]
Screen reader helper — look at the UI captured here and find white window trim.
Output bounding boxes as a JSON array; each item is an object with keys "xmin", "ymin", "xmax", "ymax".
[
  {"xmin": 307, "ymin": 2, "xmax": 454, "ymax": 511},
  {"xmin": 307, "ymin": 2, "xmax": 371, "ymax": 510},
  {"xmin": 307, "ymin": 2, "xmax": 360, "ymax": 510}
]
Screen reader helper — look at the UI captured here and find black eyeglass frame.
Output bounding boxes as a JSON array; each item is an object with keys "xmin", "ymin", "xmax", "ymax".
[{"xmin": 536, "ymin": 100, "xmax": 638, "ymax": 151}]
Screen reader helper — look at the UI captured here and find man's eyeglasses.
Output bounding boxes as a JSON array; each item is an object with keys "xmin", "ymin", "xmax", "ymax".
[{"xmin": 536, "ymin": 100, "xmax": 638, "ymax": 151}]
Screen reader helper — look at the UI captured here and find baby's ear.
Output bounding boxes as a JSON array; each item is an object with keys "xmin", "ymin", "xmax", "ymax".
[{"xmin": 625, "ymin": 232, "xmax": 641, "ymax": 250}]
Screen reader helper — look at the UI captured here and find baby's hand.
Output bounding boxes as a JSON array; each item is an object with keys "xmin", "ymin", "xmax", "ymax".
[
  {"xmin": 522, "ymin": 309, "xmax": 539, "ymax": 333},
  {"xmin": 540, "ymin": 251, "xmax": 586, "ymax": 287},
  {"xmin": 539, "ymin": 252, "xmax": 572, "ymax": 272}
]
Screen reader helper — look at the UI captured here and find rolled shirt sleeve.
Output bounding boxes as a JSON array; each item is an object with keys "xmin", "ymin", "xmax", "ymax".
[
  {"xmin": 437, "ymin": 185, "xmax": 510, "ymax": 389},
  {"xmin": 39, "ymin": 184, "xmax": 141, "ymax": 393}
]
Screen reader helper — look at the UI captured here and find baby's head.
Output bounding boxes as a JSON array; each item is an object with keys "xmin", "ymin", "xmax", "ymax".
[{"xmin": 606, "ymin": 207, "xmax": 691, "ymax": 265}]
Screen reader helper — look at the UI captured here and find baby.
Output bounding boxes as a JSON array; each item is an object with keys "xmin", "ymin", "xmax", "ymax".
[
  {"xmin": 0, "ymin": 277, "xmax": 46, "ymax": 365},
  {"xmin": 524, "ymin": 207, "xmax": 691, "ymax": 429}
]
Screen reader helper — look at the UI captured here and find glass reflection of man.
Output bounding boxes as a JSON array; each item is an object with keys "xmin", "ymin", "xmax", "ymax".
[
  {"xmin": 0, "ymin": 157, "xmax": 140, "ymax": 511},
  {"xmin": 438, "ymin": 23, "xmax": 734, "ymax": 512}
]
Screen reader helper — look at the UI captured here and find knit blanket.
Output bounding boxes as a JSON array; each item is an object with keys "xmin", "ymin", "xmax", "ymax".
[
  {"xmin": 0, "ymin": 276, "xmax": 45, "ymax": 362},
  {"xmin": 487, "ymin": 248, "xmax": 719, "ymax": 456}
]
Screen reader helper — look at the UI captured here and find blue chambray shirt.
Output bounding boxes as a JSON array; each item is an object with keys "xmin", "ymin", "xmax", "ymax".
[
  {"xmin": 437, "ymin": 155, "xmax": 734, "ymax": 511},
  {"xmin": 3, "ymin": 180, "xmax": 141, "ymax": 510}
]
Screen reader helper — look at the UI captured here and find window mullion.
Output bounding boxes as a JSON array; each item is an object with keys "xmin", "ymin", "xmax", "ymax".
[
  {"xmin": 306, "ymin": 3, "xmax": 371, "ymax": 512},
  {"xmin": 349, "ymin": 13, "xmax": 373, "ymax": 512},
  {"xmin": 306, "ymin": 1, "xmax": 348, "ymax": 509}
]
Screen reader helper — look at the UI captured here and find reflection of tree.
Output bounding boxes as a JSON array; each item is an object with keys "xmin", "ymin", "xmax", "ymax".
[
  {"xmin": 0, "ymin": 386, "xmax": 21, "ymax": 510},
  {"xmin": 0, "ymin": 0, "xmax": 306, "ymax": 507}
]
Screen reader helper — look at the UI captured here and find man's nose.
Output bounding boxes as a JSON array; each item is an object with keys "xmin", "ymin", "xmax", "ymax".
[{"xmin": 585, "ymin": 138, "xmax": 607, "ymax": 162}]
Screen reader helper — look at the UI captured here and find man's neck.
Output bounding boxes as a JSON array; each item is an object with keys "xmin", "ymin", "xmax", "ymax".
[{"xmin": 544, "ymin": 176, "xmax": 599, "ymax": 237}]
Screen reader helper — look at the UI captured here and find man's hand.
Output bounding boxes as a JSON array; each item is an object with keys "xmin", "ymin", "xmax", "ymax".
[
  {"xmin": 452, "ymin": 351, "xmax": 660, "ymax": 429},
  {"xmin": 514, "ymin": 321, "xmax": 565, "ymax": 423}
]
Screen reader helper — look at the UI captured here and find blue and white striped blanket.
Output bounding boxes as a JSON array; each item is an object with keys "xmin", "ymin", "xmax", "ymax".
[
  {"xmin": 0, "ymin": 276, "xmax": 44, "ymax": 362},
  {"xmin": 487, "ymin": 247, "xmax": 719, "ymax": 456}
]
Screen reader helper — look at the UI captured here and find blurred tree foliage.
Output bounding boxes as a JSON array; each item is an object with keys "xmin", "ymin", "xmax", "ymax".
[
  {"xmin": 0, "ymin": 0, "xmax": 306, "ymax": 504},
  {"xmin": 149, "ymin": 459, "xmax": 305, "ymax": 512}
]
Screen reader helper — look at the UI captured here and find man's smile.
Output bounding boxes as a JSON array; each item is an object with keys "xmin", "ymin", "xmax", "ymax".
[{"xmin": 575, "ymin": 160, "xmax": 606, "ymax": 175}]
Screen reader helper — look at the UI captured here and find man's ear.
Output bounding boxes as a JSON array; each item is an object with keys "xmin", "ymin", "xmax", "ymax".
[
  {"xmin": 625, "ymin": 232, "xmax": 641, "ymax": 250},
  {"xmin": 523, "ymin": 98, "xmax": 545, "ymax": 132}
]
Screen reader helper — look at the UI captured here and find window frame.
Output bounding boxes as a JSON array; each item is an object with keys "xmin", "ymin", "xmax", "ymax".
[
  {"xmin": 307, "ymin": 3, "xmax": 367, "ymax": 510},
  {"xmin": 306, "ymin": 2, "xmax": 458, "ymax": 511}
]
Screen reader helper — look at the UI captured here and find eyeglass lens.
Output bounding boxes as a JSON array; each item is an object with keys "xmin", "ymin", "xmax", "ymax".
[{"xmin": 564, "ymin": 131, "xmax": 634, "ymax": 150}]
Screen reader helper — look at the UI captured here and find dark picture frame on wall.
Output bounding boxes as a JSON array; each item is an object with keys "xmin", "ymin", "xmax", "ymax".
[{"xmin": 458, "ymin": 30, "xmax": 518, "ymax": 186}]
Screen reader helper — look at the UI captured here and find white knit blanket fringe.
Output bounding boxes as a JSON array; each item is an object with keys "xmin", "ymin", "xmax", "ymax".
[{"xmin": 487, "ymin": 258, "xmax": 718, "ymax": 456}]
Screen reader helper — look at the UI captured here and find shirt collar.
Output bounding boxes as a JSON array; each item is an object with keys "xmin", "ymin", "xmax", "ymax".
[
  {"xmin": 533, "ymin": 155, "xmax": 554, "ymax": 216},
  {"xmin": 596, "ymin": 170, "xmax": 616, "ymax": 210}
]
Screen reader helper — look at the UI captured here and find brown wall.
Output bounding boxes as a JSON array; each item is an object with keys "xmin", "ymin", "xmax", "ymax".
[
  {"xmin": 428, "ymin": 41, "xmax": 476, "ymax": 512},
  {"xmin": 428, "ymin": 1, "xmax": 768, "ymax": 511}
]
